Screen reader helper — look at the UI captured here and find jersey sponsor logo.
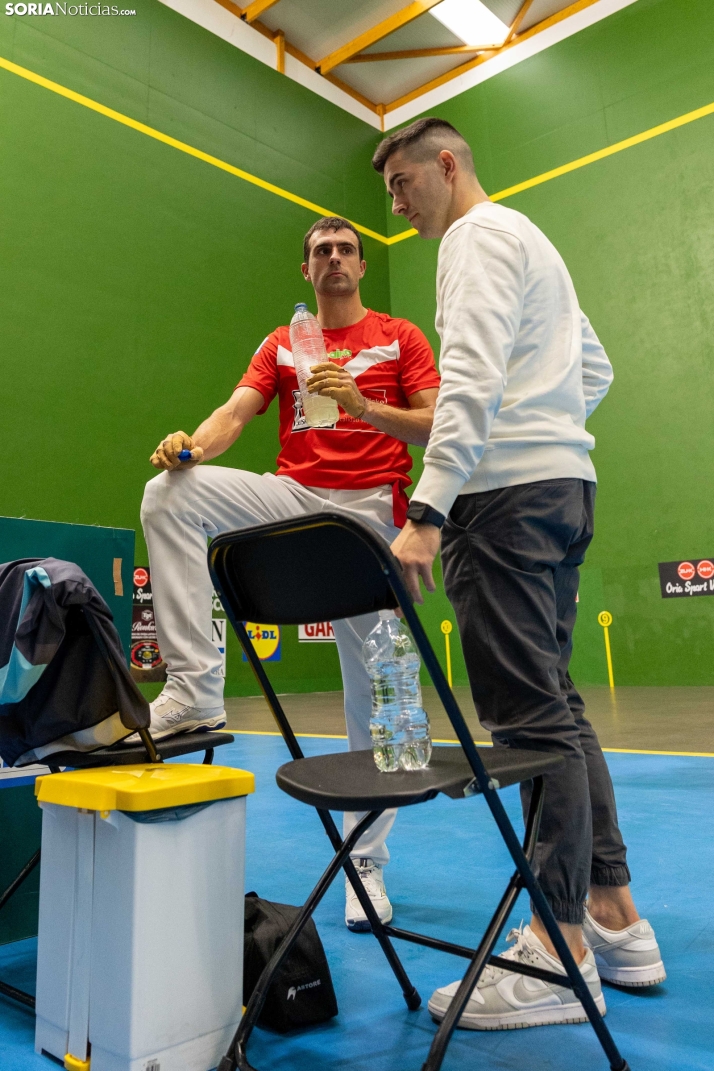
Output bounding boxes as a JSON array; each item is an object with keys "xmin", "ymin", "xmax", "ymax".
[{"xmin": 328, "ymin": 348, "xmax": 352, "ymax": 360}]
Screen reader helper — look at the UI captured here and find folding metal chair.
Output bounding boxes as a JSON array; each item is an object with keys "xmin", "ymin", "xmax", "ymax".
[{"xmin": 208, "ymin": 511, "xmax": 630, "ymax": 1071}]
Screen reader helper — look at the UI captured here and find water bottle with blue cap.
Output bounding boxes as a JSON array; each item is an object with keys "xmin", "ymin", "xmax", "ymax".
[{"xmin": 289, "ymin": 303, "xmax": 339, "ymax": 428}]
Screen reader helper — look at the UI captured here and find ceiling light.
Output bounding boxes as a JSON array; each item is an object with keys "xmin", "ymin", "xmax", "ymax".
[{"xmin": 431, "ymin": 0, "xmax": 510, "ymax": 46}]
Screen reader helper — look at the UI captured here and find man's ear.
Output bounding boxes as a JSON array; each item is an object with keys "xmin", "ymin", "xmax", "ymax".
[
  {"xmin": 359, "ymin": 259, "xmax": 366, "ymax": 279},
  {"xmin": 301, "ymin": 261, "xmax": 310, "ymax": 281},
  {"xmin": 438, "ymin": 150, "xmax": 458, "ymax": 183}
]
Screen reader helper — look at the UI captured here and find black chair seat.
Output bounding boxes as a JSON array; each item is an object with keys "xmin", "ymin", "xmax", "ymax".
[
  {"xmin": 35, "ymin": 730, "xmax": 234, "ymax": 768},
  {"xmin": 276, "ymin": 746, "xmax": 563, "ymax": 812}
]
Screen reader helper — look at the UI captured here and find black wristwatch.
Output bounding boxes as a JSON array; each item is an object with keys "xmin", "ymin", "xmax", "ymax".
[{"xmin": 406, "ymin": 500, "xmax": 446, "ymax": 529}]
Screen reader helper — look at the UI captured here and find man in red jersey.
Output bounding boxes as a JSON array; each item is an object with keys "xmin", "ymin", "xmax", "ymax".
[{"xmin": 140, "ymin": 216, "xmax": 439, "ymax": 929}]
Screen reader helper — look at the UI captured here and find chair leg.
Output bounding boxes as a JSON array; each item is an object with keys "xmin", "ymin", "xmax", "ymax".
[
  {"xmin": 422, "ymin": 779, "xmax": 545, "ymax": 1071},
  {"xmin": 138, "ymin": 727, "xmax": 162, "ymax": 764},
  {"xmin": 315, "ymin": 807, "xmax": 421, "ymax": 1012},
  {"xmin": 484, "ymin": 782, "xmax": 629, "ymax": 1071},
  {"xmin": 0, "ymin": 848, "xmax": 41, "ymax": 1009},
  {"xmin": 218, "ymin": 811, "xmax": 382, "ymax": 1071},
  {"xmin": 203, "ymin": 748, "xmax": 215, "ymax": 765},
  {"xmin": 0, "ymin": 849, "xmax": 40, "ymax": 912},
  {"xmin": 230, "ymin": 620, "xmax": 420, "ymax": 1010}
]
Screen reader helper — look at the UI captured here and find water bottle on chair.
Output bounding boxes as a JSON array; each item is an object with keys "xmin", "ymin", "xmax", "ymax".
[{"xmin": 363, "ymin": 610, "xmax": 432, "ymax": 772}]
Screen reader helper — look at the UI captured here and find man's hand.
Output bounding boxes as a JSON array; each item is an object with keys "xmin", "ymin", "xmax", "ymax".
[
  {"xmin": 150, "ymin": 431, "xmax": 204, "ymax": 471},
  {"xmin": 306, "ymin": 362, "xmax": 367, "ymax": 418},
  {"xmin": 391, "ymin": 521, "xmax": 440, "ymax": 604}
]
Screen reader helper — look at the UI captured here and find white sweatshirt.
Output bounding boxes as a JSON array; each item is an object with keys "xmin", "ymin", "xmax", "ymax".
[{"xmin": 413, "ymin": 201, "xmax": 613, "ymax": 517}]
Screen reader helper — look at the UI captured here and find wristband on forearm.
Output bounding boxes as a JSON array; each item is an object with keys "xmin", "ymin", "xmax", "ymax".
[{"xmin": 406, "ymin": 500, "xmax": 446, "ymax": 529}]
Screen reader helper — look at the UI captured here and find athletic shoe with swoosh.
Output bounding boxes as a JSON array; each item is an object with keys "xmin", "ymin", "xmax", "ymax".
[
  {"xmin": 428, "ymin": 923, "xmax": 606, "ymax": 1031},
  {"xmin": 583, "ymin": 909, "xmax": 666, "ymax": 987}
]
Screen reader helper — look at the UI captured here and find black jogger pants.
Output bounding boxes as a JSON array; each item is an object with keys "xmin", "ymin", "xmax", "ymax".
[{"xmin": 440, "ymin": 478, "xmax": 630, "ymax": 924}]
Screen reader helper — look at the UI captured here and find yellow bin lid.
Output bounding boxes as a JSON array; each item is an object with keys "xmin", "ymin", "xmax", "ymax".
[{"xmin": 35, "ymin": 764, "xmax": 254, "ymax": 813}]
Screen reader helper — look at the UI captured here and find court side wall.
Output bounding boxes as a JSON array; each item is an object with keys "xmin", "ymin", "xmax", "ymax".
[
  {"xmin": 388, "ymin": 0, "xmax": 714, "ymax": 687},
  {"xmin": 0, "ymin": 2, "xmax": 389, "ymax": 695}
]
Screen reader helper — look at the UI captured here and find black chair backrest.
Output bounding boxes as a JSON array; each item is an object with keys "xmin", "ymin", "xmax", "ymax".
[
  {"xmin": 208, "ymin": 512, "xmax": 399, "ymax": 625},
  {"xmin": 208, "ymin": 511, "xmax": 493, "ymax": 794}
]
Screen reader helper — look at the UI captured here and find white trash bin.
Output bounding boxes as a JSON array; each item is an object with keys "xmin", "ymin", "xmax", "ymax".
[{"xmin": 34, "ymin": 763, "xmax": 254, "ymax": 1071}]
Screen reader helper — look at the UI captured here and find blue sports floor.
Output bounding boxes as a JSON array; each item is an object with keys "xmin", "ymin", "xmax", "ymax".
[{"xmin": 1, "ymin": 733, "xmax": 712, "ymax": 1070}]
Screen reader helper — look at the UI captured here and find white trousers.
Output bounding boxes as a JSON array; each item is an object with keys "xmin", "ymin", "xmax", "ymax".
[{"xmin": 141, "ymin": 467, "xmax": 398, "ymax": 865}]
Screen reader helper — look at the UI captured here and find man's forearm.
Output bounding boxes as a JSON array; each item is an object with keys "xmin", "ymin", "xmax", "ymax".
[
  {"xmin": 360, "ymin": 401, "xmax": 434, "ymax": 446},
  {"xmin": 191, "ymin": 406, "xmax": 246, "ymax": 461}
]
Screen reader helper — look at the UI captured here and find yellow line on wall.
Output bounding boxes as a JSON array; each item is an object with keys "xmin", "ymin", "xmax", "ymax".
[
  {"xmin": 3, "ymin": 54, "xmax": 714, "ymax": 246},
  {"xmin": 490, "ymin": 99, "xmax": 714, "ymax": 202},
  {"xmin": 0, "ymin": 54, "xmax": 393, "ymax": 246}
]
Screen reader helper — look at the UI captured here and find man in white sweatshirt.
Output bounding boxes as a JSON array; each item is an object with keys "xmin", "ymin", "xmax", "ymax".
[{"xmin": 372, "ymin": 118, "xmax": 665, "ymax": 1032}]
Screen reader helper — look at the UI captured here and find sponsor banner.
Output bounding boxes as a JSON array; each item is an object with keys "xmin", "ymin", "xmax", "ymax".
[
  {"xmin": 298, "ymin": 622, "xmax": 336, "ymax": 642},
  {"xmin": 212, "ymin": 617, "xmax": 227, "ymax": 676},
  {"xmin": 131, "ymin": 567, "xmax": 162, "ymax": 670},
  {"xmin": 242, "ymin": 623, "xmax": 281, "ymax": 662},
  {"xmin": 212, "ymin": 590, "xmax": 227, "ymax": 676},
  {"xmin": 658, "ymin": 558, "xmax": 714, "ymax": 598}
]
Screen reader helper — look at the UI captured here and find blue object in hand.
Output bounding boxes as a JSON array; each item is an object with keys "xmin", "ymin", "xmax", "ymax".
[{"xmin": 178, "ymin": 449, "xmax": 193, "ymax": 461}]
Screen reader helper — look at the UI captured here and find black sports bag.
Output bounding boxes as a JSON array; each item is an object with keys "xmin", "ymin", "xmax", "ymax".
[{"xmin": 244, "ymin": 892, "xmax": 339, "ymax": 1033}]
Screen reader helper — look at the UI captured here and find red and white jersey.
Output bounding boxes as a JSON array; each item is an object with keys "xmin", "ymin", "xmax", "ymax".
[{"xmin": 237, "ymin": 309, "xmax": 439, "ymax": 522}]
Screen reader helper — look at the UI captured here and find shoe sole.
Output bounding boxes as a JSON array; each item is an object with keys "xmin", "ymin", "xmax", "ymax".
[
  {"xmin": 428, "ymin": 991, "xmax": 606, "ymax": 1031},
  {"xmin": 346, "ymin": 907, "xmax": 393, "ymax": 933},
  {"xmin": 150, "ymin": 715, "xmax": 227, "ymax": 741},
  {"xmin": 597, "ymin": 960, "xmax": 666, "ymax": 987},
  {"xmin": 122, "ymin": 715, "xmax": 226, "ymax": 745}
]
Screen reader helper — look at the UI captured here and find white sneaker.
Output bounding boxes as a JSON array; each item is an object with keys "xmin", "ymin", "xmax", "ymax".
[
  {"xmin": 428, "ymin": 924, "xmax": 606, "ymax": 1031},
  {"xmin": 345, "ymin": 858, "xmax": 393, "ymax": 932},
  {"xmin": 122, "ymin": 693, "xmax": 226, "ymax": 744},
  {"xmin": 583, "ymin": 909, "xmax": 666, "ymax": 987}
]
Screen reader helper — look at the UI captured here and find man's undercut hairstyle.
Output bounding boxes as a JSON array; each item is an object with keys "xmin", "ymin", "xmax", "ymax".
[
  {"xmin": 371, "ymin": 117, "xmax": 475, "ymax": 175},
  {"xmin": 303, "ymin": 216, "xmax": 364, "ymax": 263}
]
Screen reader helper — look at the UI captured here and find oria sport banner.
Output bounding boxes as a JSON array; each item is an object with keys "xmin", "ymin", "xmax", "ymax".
[{"xmin": 658, "ymin": 558, "xmax": 714, "ymax": 598}]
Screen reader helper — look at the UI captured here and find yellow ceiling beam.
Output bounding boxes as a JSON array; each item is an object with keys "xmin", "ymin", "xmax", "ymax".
[
  {"xmin": 318, "ymin": 0, "xmax": 444, "ymax": 75},
  {"xmin": 346, "ymin": 44, "xmax": 501, "ymax": 63},
  {"xmin": 209, "ymin": 0, "xmax": 379, "ymax": 113},
  {"xmin": 504, "ymin": 0, "xmax": 537, "ymax": 45},
  {"xmin": 243, "ymin": 0, "xmax": 281, "ymax": 23},
  {"xmin": 385, "ymin": 0, "xmax": 603, "ymax": 113}
]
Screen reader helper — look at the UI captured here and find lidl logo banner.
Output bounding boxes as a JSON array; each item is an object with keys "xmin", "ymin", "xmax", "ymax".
[{"xmin": 242, "ymin": 622, "xmax": 281, "ymax": 661}]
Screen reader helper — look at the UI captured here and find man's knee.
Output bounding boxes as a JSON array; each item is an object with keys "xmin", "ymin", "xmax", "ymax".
[{"xmin": 140, "ymin": 470, "xmax": 182, "ymax": 528}]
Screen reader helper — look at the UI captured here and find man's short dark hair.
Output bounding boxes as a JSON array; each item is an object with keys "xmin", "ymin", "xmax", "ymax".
[
  {"xmin": 371, "ymin": 117, "xmax": 475, "ymax": 175},
  {"xmin": 303, "ymin": 216, "xmax": 364, "ymax": 262}
]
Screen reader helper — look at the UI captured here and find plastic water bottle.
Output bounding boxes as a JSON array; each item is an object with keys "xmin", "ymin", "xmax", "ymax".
[
  {"xmin": 362, "ymin": 610, "xmax": 432, "ymax": 772},
  {"xmin": 289, "ymin": 303, "xmax": 339, "ymax": 428}
]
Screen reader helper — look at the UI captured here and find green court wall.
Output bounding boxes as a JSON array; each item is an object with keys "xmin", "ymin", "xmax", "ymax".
[
  {"xmin": 2, "ymin": 0, "xmax": 714, "ymax": 693},
  {"xmin": 0, "ymin": 0, "xmax": 389, "ymax": 695},
  {"xmin": 389, "ymin": 0, "xmax": 714, "ymax": 687}
]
